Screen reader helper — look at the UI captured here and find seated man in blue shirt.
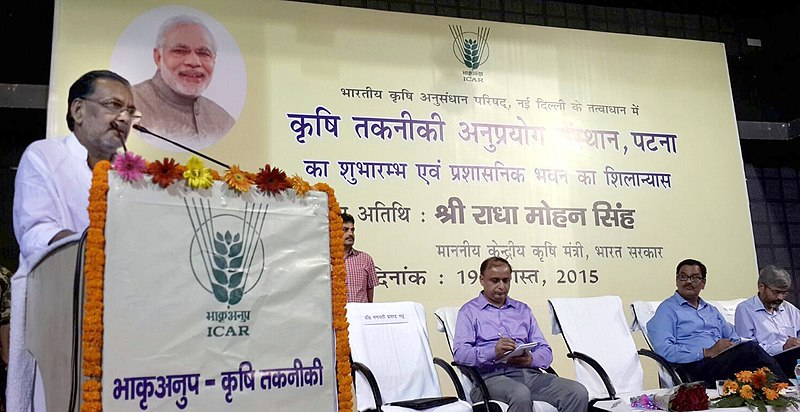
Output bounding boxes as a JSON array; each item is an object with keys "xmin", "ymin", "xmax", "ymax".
[
  {"xmin": 648, "ymin": 258, "xmax": 787, "ymax": 387},
  {"xmin": 453, "ymin": 257, "xmax": 589, "ymax": 412},
  {"xmin": 735, "ymin": 265, "xmax": 800, "ymax": 377}
]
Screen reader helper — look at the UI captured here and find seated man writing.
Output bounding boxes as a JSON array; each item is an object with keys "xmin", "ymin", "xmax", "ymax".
[
  {"xmin": 648, "ymin": 258, "xmax": 787, "ymax": 387},
  {"xmin": 453, "ymin": 257, "xmax": 589, "ymax": 412},
  {"xmin": 735, "ymin": 265, "xmax": 800, "ymax": 377}
]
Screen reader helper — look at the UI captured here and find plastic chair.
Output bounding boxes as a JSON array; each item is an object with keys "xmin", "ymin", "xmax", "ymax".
[
  {"xmin": 548, "ymin": 296, "xmax": 677, "ymax": 403},
  {"xmin": 630, "ymin": 300, "xmax": 690, "ymax": 387},
  {"xmin": 706, "ymin": 298, "xmax": 747, "ymax": 325},
  {"xmin": 433, "ymin": 306, "xmax": 559, "ymax": 412},
  {"xmin": 346, "ymin": 302, "xmax": 472, "ymax": 412}
]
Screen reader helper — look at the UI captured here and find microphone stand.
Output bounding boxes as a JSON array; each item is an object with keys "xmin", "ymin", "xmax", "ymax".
[{"xmin": 132, "ymin": 124, "xmax": 230, "ymax": 169}]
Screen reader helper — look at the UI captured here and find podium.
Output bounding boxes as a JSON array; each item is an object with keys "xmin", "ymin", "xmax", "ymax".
[
  {"xmin": 22, "ymin": 169, "xmax": 348, "ymax": 411},
  {"xmin": 25, "ymin": 239, "xmax": 84, "ymax": 412}
]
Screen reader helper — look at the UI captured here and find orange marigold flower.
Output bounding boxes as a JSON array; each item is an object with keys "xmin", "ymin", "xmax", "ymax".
[
  {"xmin": 223, "ymin": 165, "xmax": 254, "ymax": 193},
  {"xmin": 763, "ymin": 387, "xmax": 779, "ymax": 401},
  {"xmin": 736, "ymin": 370, "xmax": 753, "ymax": 383},
  {"xmin": 739, "ymin": 384, "xmax": 754, "ymax": 400},
  {"xmin": 722, "ymin": 380, "xmax": 739, "ymax": 395},
  {"xmin": 288, "ymin": 174, "xmax": 312, "ymax": 196}
]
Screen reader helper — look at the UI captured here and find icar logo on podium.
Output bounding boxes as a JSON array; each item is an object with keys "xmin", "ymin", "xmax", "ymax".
[
  {"xmin": 185, "ymin": 199, "xmax": 267, "ymax": 305},
  {"xmin": 185, "ymin": 199, "xmax": 268, "ymax": 338},
  {"xmin": 449, "ymin": 24, "xmax": 491, "ymax": 82}
]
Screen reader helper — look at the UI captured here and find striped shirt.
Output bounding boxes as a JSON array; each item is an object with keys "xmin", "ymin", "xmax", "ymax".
[{"xmin": 344, "ymin": 248, "xmax": 377, "ymax": 303}]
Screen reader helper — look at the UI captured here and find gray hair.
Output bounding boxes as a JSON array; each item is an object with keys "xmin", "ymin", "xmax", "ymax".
[
  {"xmin": 155, "ymin": 15, "xmax": 217, "ymax": 53},
  {"xmin": 758, "ymin": 265, "xmax": 792, "ymax": 289}
]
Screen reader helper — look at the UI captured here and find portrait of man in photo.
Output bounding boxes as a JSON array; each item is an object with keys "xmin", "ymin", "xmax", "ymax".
[{"xmin": 132, "ymin": 15, "xmax": 236, "ymax": 149}]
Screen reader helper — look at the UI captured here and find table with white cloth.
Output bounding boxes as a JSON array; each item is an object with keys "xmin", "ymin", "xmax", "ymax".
[{"xmin": 594, "ymin": 389, "xmax": 800, "ymax": 411}]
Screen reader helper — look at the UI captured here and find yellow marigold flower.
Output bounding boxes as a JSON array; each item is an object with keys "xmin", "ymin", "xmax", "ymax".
[
  {"xmin": 722, "ymin": 380, "xmax": 739, "ymax": 395},
  {"xmin": 739, "ymin": 384, "xmax": 754, "ymax": 400},
  {"xmin": 775, "ymin": 382, "xmax": 790, "ymax": 391},
  {"xmin": 736, "ymin": 370, "xmax": 753, "ymax": 383},
  {"xmin": 223, "ymin": 165, "xmax": 253, "ymax": 193},
  {"xmin": 183, "ymin": 156, "xmax": 214, "ymax": 189},
  {"xmin": 288, "ymin": 174, "xmax": 312, "ymax": 196},
  {"xmin": 763, "ymin": 387, "xmax": 779, "ymax": 401}
]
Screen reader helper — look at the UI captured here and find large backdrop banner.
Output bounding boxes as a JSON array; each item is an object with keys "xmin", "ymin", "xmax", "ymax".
[{"xmin": 50, "ymin": 0, "xmax": 755, "ymax": 374}]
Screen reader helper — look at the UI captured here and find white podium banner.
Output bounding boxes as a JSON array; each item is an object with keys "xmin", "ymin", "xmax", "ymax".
[{"xmin": 101, "ymin": 173, "xmax": 336, "ymax": 411}]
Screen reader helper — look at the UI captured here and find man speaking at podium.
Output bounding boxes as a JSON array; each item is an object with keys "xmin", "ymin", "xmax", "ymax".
[
  {"xmin": 14, "ymin": 70, "xmax": 136, "ymax": 262},
  {"xmin": 9, "ymin": 70, "xmax": 136, "ymax": 412}
]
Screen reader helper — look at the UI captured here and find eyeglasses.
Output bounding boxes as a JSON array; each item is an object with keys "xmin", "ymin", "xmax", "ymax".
[
  {"xmin": 764, "ymin": 285, "xmax": 791, "ymax": 297},
  {"xmin": 676, "ymin": 274, "xmax": 705, "ymax": 283},
  {"xmin": 80, "ymin": 97, "xmax": 142, "ymax": 122}
]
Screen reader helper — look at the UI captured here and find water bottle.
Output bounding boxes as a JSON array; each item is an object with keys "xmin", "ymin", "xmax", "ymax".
[{"xmin": 794, "ymin": 359, "xmax": 800, "ymax": 391}]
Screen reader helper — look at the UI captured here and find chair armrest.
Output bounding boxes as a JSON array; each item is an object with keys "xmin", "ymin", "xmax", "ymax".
[
  {"xmin": 567, "ymin": 351, "xmax": 616, "ymax": 400},
  {"xmin": 637, "ymin": 348, "xmax": 684, "ymax": 386},
  {"xmin": 433, "ymin": 357, "xmax": 467, "ymax": 401},
  {"xmin": 351, "ymin": 361, "xmax": 384, "ymax": 410},
  {"xmin": 451, "ymin": 362, "xmax": 495, "ymax": 412}
]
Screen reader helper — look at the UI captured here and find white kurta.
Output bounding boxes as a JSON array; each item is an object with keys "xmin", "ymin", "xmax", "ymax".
[
  {"xmin": 9, "ymin": 134, "xmax": 92, "ymax": 412},
  {"xmin": 13, "ymin": 134, "xmax": 92, "ymax": 263}
]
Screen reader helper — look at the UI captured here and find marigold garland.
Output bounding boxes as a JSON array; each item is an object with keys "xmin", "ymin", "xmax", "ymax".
[
  {"xmin": 81, "ymin": 161, "xmax": 111, "ymax": 411},
  {"xmin": 313, "ymin": 182, "xmax": 353, "ymax": 412},
  {"xmin": 80, "ymin": 159, "xmax": 353, "ymax": 411}
]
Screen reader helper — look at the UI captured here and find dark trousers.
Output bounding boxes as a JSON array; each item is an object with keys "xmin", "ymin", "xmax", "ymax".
[
  {"xmin": 674, "ymin": 341, "xmax": 789, "ymax": 388},
  {"xmin": 773, "ymin": 346, "xmax": 800, "ymax": 378}
]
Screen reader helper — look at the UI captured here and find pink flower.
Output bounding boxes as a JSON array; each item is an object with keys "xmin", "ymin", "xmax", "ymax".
[{"xmin": 112, "ymin": 151, "xmax": 147, "ymax": 182}]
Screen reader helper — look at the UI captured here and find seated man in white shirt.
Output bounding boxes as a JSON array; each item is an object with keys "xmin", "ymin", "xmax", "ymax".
[{"xmin": 735, "ymin": 265, "xmax": 800, "ymax": 377}]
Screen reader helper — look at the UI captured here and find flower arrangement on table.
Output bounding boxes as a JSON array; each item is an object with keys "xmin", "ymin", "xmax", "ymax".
[
  {"xmin": 630, "ymin": 381, "xmax": 709, "ymax": 411},
  {"xmin": 81, "ymin": 153, "xmax": 351, "ymax": 412},
  {"xmin": 712, "ymin": 367, "xmax": 797, "ymax": 412}
]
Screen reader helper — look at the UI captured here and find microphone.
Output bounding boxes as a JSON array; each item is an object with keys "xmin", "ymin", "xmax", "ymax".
[
  {"xmin": 110, "ymin": 121, "xmax": 128, "ymax": 153},
  {"xmin": 132, "ymin": 124, "xmax": 230, "ymax": 169}
]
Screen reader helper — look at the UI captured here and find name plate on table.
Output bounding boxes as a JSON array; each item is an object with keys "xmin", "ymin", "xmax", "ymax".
[{"xmin": 361, "ymin": 311, "xmax": 411, "ymax": 325}]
